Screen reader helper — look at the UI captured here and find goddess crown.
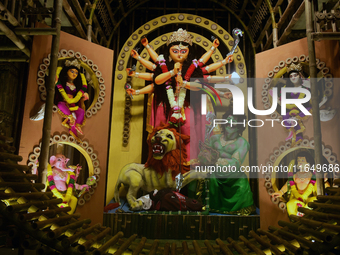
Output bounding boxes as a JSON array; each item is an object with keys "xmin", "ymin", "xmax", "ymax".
[
  {"xmin": 287, "ymin": 63, "xmax": 302, "ymax": 73},
  {"xmin": 167, "ymin": 28, "xmax": 193, "ymax": 46},
  {"xmin": 65, "ymin": 59, "xmax": 81, "ymax": 69}
]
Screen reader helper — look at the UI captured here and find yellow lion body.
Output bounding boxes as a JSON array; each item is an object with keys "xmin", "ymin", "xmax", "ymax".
[{"xmin": 113, "ymin": 128, "xmax": 207, "ymax": 210}]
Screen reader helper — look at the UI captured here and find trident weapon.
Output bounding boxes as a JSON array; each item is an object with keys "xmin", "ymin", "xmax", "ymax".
[{"xmin": 226, "ymin": 28, "xmax": 243, "ymax": 58}]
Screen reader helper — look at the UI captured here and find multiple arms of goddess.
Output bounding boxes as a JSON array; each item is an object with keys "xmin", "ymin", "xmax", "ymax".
[{"xmin": 127, "ymin": 37, "xmax": 236, "ymax": 98}]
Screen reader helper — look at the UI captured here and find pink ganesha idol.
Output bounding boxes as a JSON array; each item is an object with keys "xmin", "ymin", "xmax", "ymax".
[{"xmin": 47, "ymin": 154, "xmax": 89, "ymax": 214}]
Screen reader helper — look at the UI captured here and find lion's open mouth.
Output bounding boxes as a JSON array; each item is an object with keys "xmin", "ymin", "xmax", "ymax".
[{"xmin": 152, "ymin": 143, "xmax": 165, "ymax": 156}]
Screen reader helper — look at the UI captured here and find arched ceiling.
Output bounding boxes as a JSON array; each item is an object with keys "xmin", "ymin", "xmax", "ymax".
[
  {"xmin": 59, "ymin": 0, "xmax": 333, "ymax": 53},
  {"xmin": 0, "ymin": 0, "xmax": 336, "ymax": 62}
]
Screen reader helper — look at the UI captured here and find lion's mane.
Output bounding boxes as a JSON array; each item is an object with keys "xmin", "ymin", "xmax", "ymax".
[{"xmin": 145, "ymin": 124, "xmax": 190, "ymax": 179}]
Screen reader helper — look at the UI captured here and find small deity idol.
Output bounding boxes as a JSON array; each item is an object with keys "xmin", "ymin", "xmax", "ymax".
[
  {"xmin": 281, "ymin": 63, "xmax": 312, "ymax": 146},
  {"xmin": 272, "ymin": 151, "xmax": 316, "ymax": 216},
  {"xmin": 55, "ymin": 59, "xmax": 89, "ymax": 142},
  {"xmin": 47, "ymin": 154, "xmax": 89, "ymax": 214}
]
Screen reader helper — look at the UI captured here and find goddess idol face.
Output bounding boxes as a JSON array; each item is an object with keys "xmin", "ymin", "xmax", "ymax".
[
  {"xmin": 67, "ymin": 68, "xmax": 79, "ymax": 82},
  {"xmin": 169, "ymin": 44, "xmax": 189, "ymax": 63},
  {"xmin": 289, "ymin": 71, "xmax": 301, "ymax": 86},
  {"xmin": 294, "ymin": 170, "xmax": 312, "ymax": 191},
  {"xmin": 297, "ymin": 156, "xmax": 310, "ymax": 172}
]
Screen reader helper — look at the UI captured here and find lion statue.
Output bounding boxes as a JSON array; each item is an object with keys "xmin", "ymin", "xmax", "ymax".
[{"xmin": 114, "ymin": 124, "xmax": 207, "ymax": 211}]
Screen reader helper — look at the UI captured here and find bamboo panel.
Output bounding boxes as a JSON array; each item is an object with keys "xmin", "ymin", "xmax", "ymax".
[
  {"xmin": 290, "ymin": 214, "xmax": 340, "ymax": 232},
  {"xmin": 61, "ymin": 223, "xmax": 101, "ymax": 247},
  {"xmin": 204, "ymin": 239, "xmax": 217, "ymax": 255},
  {"xmin": 257, "ymin": 229, "xmax": 301, "ymax": 255},
  {"xmin": 125, "ymin": 214, "xmax": 132, "ymax": 237},
  {"xmin": 239, "ymin": 235, "xmax": 266, "ymax": 255},
  {"xmin": 32, "ymin": 213, "xmax": 81, "ymax": 230},
  {"xmin": 163, "ymin": 242, "xmax": 170, "ymax": 255},
  {"xmin": 199, "ymin": 215, "xmax": 206, "ymax": 240},
  {"xmin": 114, "ymin": 234, "xmax": 137, "ymax": 255},
  {"xmin": 178, "ymin": 214, "xmax": 185, "ymax": 240},
  {"xmin": 216, "ymin": 238, "xmax": 233, "ymax": 255},
  {"xmin": 249, "ymin": 230, "xmax": 283, "ymax": 255},
  {"xmin": 183, "ymin": 215, "xmax": 190, "ymax": 239},
  {"xmin": 104, "ymin": 213, "xmax": 260, "ymax": 240},
  {"xmin": 148, "ymin": 239, "xmax": 159, "ymax": 255},
  {"xmin": 148, "ymin": 214, "xmax": 156, "ymax": 239},
  {"xmin": 170, "ymin": 242, "xmax": 176, "ymax": 255},
  {"xmin": 131, "ymin": 214, "xmax": 139, "ymax": 239},
  {"xmin": 131, "ymin": 236, "xmax": 146, "ymax": 255},
  {"xmin": 227, "ymin": 237, "xmax": 248, "ymax": 255},
  {"xmin": 204, "ymin": 215, "xmax": 211, "ymax": 240}
]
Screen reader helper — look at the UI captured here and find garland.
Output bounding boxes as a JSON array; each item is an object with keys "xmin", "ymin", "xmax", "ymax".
[
  {"xmin": 166, "ymin": 85, "xmax": 186, "ymax": 125},
  {"xmin": 47, "ymin": 164, "xmax": 76, "ymax": 204},
  {"xmin": 290, "ymin": 182, "xmax": 314, "ymax": 202},
  {"xmin": 157, "ymin": 55, "xmax": 199, "ymax": 126},
  {"xmin": 56, "ymin": 83, "xmax": 85, "ymax": 105}
]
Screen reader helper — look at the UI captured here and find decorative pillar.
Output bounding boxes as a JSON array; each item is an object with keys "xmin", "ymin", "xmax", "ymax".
[{"xmin": 305, "ymin": 0, "xmax": 324, "ymax": 195}]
